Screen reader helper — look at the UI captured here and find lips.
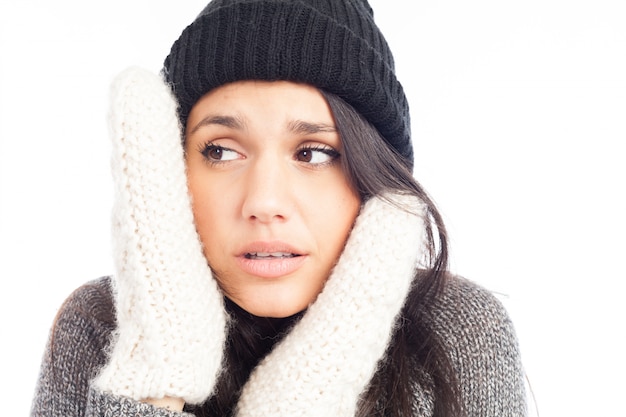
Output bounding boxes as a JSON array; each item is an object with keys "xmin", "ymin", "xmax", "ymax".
[
  {"xmin": 237, "ymin": 242, "xmax": 307, "ymax": 278},
  {"xmin": 245, "ymin": 252, "xmax": 299, "ymax": 259}
]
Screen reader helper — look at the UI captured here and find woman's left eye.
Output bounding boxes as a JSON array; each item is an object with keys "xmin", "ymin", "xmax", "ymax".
[{"xmin": 295, "ymin": 146, "xmax": 340, "ymax": 165}]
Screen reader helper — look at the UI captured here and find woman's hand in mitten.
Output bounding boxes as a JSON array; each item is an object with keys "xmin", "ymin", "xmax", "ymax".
[{"xmin": 93, "ymin": 67, "xmax": 227, "ymax": 407}]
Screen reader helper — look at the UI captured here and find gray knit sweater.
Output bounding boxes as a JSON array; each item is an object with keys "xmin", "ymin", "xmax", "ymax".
[{"xmin": 31, "ymin": 275, "xmax": 526, "ymax": 417}]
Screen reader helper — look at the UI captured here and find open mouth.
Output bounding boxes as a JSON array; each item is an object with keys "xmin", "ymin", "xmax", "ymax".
[{"xmin": 244, "ymin": 252, "xmax": 300, "ymax": 259}]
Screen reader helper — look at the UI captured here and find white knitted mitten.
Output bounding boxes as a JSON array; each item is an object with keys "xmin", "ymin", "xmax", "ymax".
[
  {"xmin": 94, "ymin": 67, "xmax": 227, "ymax": 405},
  {"xmin": 236, "ymin": 194, "xmax": 426, "ymax": 417}
]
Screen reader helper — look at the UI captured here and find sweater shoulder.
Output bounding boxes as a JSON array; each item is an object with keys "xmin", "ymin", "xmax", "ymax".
[
  {"xmin": 434, "ymin": 275, "xmax": 515, "ymax": 331},
  {"xmin": 31, "ymin": 277, "xmax": 116, "ymax": 417},
  {"xmin": 49, "ymin": 276, "xmax": 116, "ymax": 354},
  {"xmin": 56, "ymin": 276, "xmax": 116, "ymax": 325},
  {"xmin": 425, "ymin": 275, "xmax": 527, "ymax": 416}
]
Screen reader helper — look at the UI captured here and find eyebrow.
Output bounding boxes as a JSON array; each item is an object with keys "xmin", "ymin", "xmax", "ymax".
[
  {"xmin": 188, "ymin": 115, "xmax": 245, "ymax": 135},
  {"xmin": 287, "ymin": 120, "xmax": 337, "ymax": 135}
]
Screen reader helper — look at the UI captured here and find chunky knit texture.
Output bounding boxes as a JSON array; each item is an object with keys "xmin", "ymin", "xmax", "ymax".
[
  {"xmin": 92, "ymin": 68, "xmax": 227, "ymax": 404},
  {"xmin": 32, "ymin": 275, "xmax": 527, "ymax": 417},
  {"xmin": 163, "ymin": 0, "xmax": 413, "ymax": 165}
]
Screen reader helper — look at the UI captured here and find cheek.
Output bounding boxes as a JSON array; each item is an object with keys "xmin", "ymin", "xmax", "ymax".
[
  {"xmin": 186, "ymin": 170, "xmax": 225, "ymax": 256},
  {"xmin": 311, "ymin": 183, "xmax": 361, "ymax": 256},
  {"xmin": 337, "ymin": 195, "xmax": 361, "ymax": 245}
]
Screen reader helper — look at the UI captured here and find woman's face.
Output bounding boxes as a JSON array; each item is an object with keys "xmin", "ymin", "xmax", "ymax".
[{"xmin": 185, "ymin": 81, "xmax": 361, "ymax": 318}]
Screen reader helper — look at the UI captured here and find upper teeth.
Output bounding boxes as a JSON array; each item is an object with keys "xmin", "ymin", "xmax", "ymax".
[{"xmin": 248, "ymin": 252, "xmax": 294, "ymax": 258}]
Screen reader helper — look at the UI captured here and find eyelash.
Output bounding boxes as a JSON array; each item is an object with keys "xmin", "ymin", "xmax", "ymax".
[
  {"xmin": 294, "ymin": 145, "xmax": 340, "ymax": 167},
  {"xmin": 197, "ymin": 141, "xmax": 239, "ymax": 166},
  {"xmin": 196, "ymin": 141, "xmax": 341, "ymax": 167}
]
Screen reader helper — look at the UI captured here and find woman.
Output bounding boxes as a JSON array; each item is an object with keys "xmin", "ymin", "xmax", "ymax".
[{"xmin": 31, "ymin": 0, "xmax": 526, "ymax": 416}]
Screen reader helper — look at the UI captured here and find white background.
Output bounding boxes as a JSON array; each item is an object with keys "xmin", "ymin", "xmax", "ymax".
[{"xmin": 1, "ymin": 1, "xmax": 624, "ymax": 416}]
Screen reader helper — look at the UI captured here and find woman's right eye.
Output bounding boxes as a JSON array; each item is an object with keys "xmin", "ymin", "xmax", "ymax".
[{"xmin": 199, "ymin": 142, "xmax": 241, "ymax": 163}]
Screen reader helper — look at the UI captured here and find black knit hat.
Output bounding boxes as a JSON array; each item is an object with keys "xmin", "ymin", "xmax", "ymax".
[{"xmin": 163, "ymin": 0, "xmax": 412, "ymax": 164}]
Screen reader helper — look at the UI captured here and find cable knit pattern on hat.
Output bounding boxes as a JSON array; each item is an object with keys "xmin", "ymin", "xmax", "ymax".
[
  {"xmin": 93, "ymin": 67, "xmax": 227, "ymax": 405},
  {"xmin": 236, "ymin": 194, "xmax": 426, "ymax": 417}
]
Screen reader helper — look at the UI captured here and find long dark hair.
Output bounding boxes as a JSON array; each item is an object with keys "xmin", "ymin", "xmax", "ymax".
[
  {"xmin": 188, "ymin": 90, "xmax": 462, "ymax": 417},
  {"xmin": 323, "ymin": 91, "xmax": 462, "ymax": 417}
]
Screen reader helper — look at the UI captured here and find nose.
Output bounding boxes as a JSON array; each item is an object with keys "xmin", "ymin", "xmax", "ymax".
[{"xmin": 241, "ymin": 156, "xmax": 294, "ymax": 224}]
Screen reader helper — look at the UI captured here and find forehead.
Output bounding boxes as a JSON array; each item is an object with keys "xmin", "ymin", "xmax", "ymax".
[{"xmin": 186, "ymin": 80, "xmax": 335, "ymax": 131}]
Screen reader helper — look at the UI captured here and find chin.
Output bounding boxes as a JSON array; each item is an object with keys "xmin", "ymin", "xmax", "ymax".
[
  {"xmin": 230, "ymin": 291, "xmax": 314, "ymax": 318},
  {"xmin": 243, "ymin": 302, "xmax": 308, "ymax": 319}
]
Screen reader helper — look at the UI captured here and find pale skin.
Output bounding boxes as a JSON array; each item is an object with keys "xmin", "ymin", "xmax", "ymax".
[{"xmin": 145, "ymin": 80, "xmax": 361, "ymax": 410}]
